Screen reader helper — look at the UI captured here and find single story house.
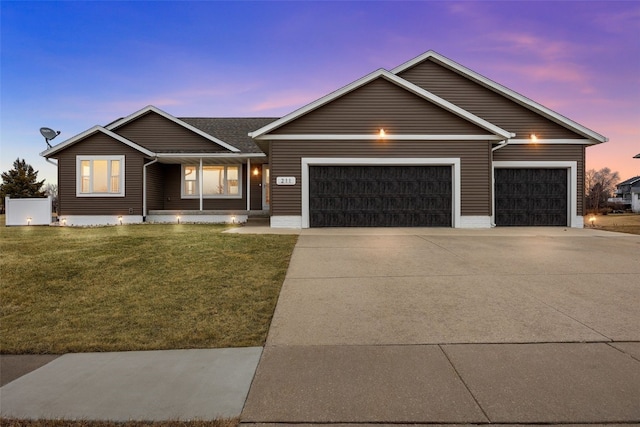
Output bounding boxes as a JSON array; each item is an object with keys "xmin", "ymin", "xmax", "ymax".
[{"xmin": 41, "ymin": 50, "xmax": 608, "ymax": 228}]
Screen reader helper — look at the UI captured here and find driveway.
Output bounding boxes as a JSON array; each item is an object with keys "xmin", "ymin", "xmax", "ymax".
[{"xmin": 243, "ymin": 227, "xmax": 640, "ymax": 423}]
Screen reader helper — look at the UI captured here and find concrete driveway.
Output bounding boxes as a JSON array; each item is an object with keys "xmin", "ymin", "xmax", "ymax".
[{"xmin": 243, "ymin": 227, "xmax": 640, "ymax": 423}]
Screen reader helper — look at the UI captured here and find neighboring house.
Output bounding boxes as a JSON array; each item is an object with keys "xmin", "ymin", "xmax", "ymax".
[
  {"xmin": 608, "ymin": 176, "xmax": 640, "ymax": 210},
  {"xmin": 41, "ymin": 50, "xmax": 608, "ymax": 228},
  {"xmin": 634, "ymin": 155, "xmax": 640, "ymax": 213}
]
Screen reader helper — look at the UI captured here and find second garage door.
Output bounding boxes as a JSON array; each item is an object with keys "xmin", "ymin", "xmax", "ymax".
[
  {"xmin": 495, "ymin": 168, "xmax": 568, "ymax": 226},
  {"xmin": 309, "ymin": 165, "xmax": 452, "ymax": 227}
]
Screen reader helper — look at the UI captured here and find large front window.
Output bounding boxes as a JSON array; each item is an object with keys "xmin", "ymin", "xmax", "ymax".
[
  {"xmin": 77, "ymin": 156, "xmax": 125, "ymax": 197},
  {"xmin": 182, "ymin": 165, "xmax": 241, "ymax": 198}
]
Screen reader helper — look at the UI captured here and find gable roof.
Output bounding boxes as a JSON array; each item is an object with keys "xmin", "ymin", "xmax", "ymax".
[
  {"xmin": 617, "ymin": 176, "xmax": 640, "ymax": 187},
  {"xmin": 106, "ymin": 105, "xmax": 241, "ymax": 152},
  {"xmin": 249, "ymin": 68, "xmax": 514, "ymax": 140},
  {"xmin": 40, "ymin": 126, "xmax": 155, "ymax": 157},
  {"xmin": 392, "ymin": 50, "xmax": 608, "ymax": 144}
]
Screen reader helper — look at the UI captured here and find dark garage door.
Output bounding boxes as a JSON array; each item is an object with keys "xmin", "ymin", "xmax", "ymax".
[
  {"xmin": 309, "ymin": 165, "xmax": 452, "ymax": 227},
  {"xmin": 495, "ymin": 168, "xmax": 568, "ymax": 226}
]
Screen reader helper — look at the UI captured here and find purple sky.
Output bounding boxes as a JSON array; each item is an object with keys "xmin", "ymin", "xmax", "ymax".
[{"xmin": 2, "ymin": 1, "xmax": 639, "ymax": 184}]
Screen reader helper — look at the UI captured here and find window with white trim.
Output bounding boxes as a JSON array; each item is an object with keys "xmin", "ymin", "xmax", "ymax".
[
  {"xmin": 76, "ymin": 156, "xmax": 125, "ymax": 197},
  {"xmin": 181, "ymin": 164, "xmax": 241, "ymax": 198}
]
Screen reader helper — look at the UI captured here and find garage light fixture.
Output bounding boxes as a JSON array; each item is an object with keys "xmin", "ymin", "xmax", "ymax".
[
  {"xmin": 530, "ymin": 134, "xmax": 538, "ymax": 143},
  {"xmin": 379, "ymin": 128, "xmax": 386, "ymax": 138}
]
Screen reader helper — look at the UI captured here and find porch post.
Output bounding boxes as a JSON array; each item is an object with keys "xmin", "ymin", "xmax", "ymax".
[
  {"xmin": 247, "ymin": 159, "xmax": 251, "ymax": 211},
  {"xmin": 199, "ymin": 158, "xmax": 203, "ymax": 211}
]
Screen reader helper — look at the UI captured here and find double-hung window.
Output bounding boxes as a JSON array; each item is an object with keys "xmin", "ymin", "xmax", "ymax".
[
  {"xmin": 181, "ymin": 165, "xmax": 241, "ymax": 198},
  {"xmin": 76, "ymin": 156, "xmax": 125, "ymax": 197}
]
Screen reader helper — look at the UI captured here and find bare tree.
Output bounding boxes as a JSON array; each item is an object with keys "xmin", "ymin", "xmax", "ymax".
[{"xmin": 585, "ymin": 167, "xmax": 620, "ymax": 212}]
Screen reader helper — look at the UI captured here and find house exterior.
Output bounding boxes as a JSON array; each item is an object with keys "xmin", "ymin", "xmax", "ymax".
[
  {"xmin": 41, "ymin": 50, "xmax": 608, "ymax": 228},
  {"xmin": 610, "ymin": 176, "xmax": 640, "ymax": 212}
]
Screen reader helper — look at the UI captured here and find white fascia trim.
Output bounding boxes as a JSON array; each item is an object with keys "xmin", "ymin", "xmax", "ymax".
[
  {"xmin": 392, "ymin": 51, "xmax": 607, "ymax": 144},
  {"xmin": 155, "ymin": 153, "xmax": 266, "ymax": 159},
  {"xmin": 256, "ymin": 134, "xmax": 505, "ymax": 141},
  {"xmin": 508, "ymin": 139, "xmax": 596, "ymax": 145},
  {"xmin": 250, "ymin": 69, "xmax": 388, "ymax": 138},
  {"xmin": 40, "ymin": 126, "xmax": 155, "ymax": 158},
  {"xmin": 250, "ymin": 69, "xmax": 512, "ymax": 140},
  {"xmin": 106, "ymin": 105, "xmax": 241, "ymax": 153},
  {"xmin": 493, "ymin": 161, "xmax": 580, "ymax": 228},
  {"xmin": 300, "ymin": 157, "xmax": 461, "ymax": 229}
]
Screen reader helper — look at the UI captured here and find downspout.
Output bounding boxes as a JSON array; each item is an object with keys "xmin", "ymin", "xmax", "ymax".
[
  {"xmin": 246, "ymin": 159, "xmax": 251, "ymax": 211},
  {"xmin": 45, "ymin": 158, "xmax": 59, "ymax": 218},
  {"xmin": 490, "ymin": 139, "xmax": 511, "ymax": 227},
  {"xmin": 199, "ymin": 158, "xmax": 203, "ymax": 211},
  {"xmin": 143, "ymin": 158, "xmax": 158, "ymax": 222}
]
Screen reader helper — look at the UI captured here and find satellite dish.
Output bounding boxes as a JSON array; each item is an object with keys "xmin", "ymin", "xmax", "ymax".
[{"xmin": 40, "ymin": 127, "xmax": 61, "ymax": 149}]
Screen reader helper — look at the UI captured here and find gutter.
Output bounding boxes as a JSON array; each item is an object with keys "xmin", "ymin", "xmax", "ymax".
[{"xmin": 143, "ymin": 158, "xmax": 159, "ymax": 221}]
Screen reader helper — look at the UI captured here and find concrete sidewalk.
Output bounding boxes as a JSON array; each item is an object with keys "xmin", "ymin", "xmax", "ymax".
[
  {"xmin": 1, "ymin": 348, "xmax": 262, "ymax": 421},
  {"xmin": 242, "ymin": 228, "xmax": 640, "ymax": 424}
]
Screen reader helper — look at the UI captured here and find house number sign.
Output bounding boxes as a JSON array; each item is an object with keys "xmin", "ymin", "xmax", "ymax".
[{"xmin": 276, "ymin": 176, "xmax": 296, "ymax": 185}]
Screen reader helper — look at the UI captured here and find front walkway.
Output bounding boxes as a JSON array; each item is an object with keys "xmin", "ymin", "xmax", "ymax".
[{"xmin": 242, "ymin": 227, "xmax": 640, "ymax": 423}]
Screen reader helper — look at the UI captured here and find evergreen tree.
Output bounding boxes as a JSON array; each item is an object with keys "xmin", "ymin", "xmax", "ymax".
[{"xmin": 0, "ymin": 158, "xmax": 46, "ymax": 202}]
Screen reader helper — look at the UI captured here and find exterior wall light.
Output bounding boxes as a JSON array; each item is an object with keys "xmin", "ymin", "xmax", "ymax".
[
  {"xmin": 379, "ymin": 129, "xmax": 386, "ymax": 138},
  {"xmin": 253, "ymin": 167, "xmax": 260, "ymax": 176},
  {"xmin": 530, "ymin": 134, "xmax": 538, "ymax": 143}
]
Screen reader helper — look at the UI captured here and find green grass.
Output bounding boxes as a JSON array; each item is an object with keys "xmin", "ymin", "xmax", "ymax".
[
  {"xmin": 585, "ymin": 213, "xmax": 640, "ymax": 235},
  {"xmin": 0, "ymin": 217, "xmax": 297, "ymax": 354}
]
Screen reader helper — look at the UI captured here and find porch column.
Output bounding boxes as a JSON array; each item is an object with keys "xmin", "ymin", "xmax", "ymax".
[
  {"xmin": 246, "ymin": 159, "xmax": 251, "ymax": 211},
  {"xmin": 199, "ymin": 158, "xmax": 203, "ymax": 211}
]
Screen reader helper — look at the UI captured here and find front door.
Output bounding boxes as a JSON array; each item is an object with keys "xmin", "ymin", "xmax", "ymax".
[{"xmin": 262, "ymin": 165, "xmax": 270, "ymax": 210}]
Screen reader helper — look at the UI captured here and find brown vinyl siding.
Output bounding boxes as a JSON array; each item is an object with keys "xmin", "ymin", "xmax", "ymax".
[
  {"xmin": 115, "ymin": 111, "xmax": 229, "ymax": 152},
  {"xmin": 161, "ymin": 164, "xmax": 252, "ymax": 211},
  {"xmin": 398, "ymin": 60, "xmax": 585, "ymax": 140},
  {"xmin": 494, "ymin": 144, "xmax": 585, "ymax": 215},
  {"xmin": 273, "ymin": 78, "xmax": 491, "ymax": 135},
  {"xmin": 145, "ymin": 161, "xmax": 165, "ymax": 211},
  {"xmin": 55, "ymin": 132, "xmax": 145, "ymax": 216},
  {"xmin": 270, "ymin": 140, "xmax": 492, "ymax": 216}
]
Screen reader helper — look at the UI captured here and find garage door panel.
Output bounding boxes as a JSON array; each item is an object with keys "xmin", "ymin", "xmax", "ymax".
[
  {"xmin": 495, "ymin": 168, "xmax": 568, "ymax": 226},
  {"xmin": 310, "ymin": 166, "xmax": 452, "ymax": 227}
]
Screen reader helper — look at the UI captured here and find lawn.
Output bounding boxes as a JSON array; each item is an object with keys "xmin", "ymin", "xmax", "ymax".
[
  {"xmin": 585, "ymin": 213, "xmax": 640, "ymax": 235},
  {"xmin": 0, "ymin": 217, "xmax": 297, "ymax": 354}
]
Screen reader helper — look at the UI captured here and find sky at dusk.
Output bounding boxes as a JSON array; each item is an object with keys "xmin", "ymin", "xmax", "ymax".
[{"xmin": 1, "ymin": 1, "xmax": 639, "ymax": 185}]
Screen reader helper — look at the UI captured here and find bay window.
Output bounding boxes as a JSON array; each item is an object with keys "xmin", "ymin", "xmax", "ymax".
[
  {"xmin": 181, "ymin": 164, "xmax": 241, "ymax": 198},
  {"xmin": 76, "ymin": 156, "xmax": 125, "ymax": 197}
]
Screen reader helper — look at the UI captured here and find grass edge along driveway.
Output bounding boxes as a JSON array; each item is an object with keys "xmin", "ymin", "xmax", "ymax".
[{"xmin": 0, "ymin": 221, "xmax": 297, "ymax": 354}]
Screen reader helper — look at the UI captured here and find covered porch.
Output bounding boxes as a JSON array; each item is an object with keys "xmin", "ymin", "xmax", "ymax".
[{"xmin": 143, "ymin": 154, "xmax": 270, "ymax": 224}]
